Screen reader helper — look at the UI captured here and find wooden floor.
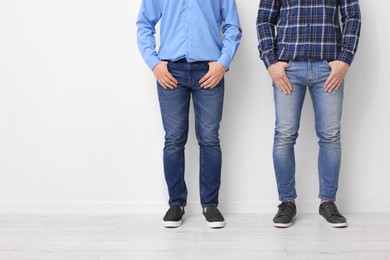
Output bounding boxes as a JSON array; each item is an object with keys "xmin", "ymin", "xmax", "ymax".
[{"xmin": 0, "ymin": 213, "xmax": 389, "ymax": 259}]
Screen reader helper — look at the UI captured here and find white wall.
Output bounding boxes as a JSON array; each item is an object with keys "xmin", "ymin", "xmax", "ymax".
[{"xmin": 0, "ymin": 0, "xmax": 388, "ymax": 214}]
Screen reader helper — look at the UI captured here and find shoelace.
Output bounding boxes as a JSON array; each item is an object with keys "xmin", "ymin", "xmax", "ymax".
[
  {"xmin": 278, "ymin": 202, "xmax": 293, "ymax": 216},
  {"xmin": 324, "ymin": 202, "xmax": 343, "ymax": 217}
]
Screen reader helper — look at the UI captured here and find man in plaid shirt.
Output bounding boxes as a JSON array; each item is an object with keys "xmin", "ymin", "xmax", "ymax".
[{"xmin": 257, "ymin": 0, "xmax": 361, "ymax": 228}]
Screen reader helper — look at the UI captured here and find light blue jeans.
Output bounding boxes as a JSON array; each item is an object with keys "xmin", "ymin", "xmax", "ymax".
[{"xmin": 273, "ymin": 60, "xmax": 344, "ymax": 202}]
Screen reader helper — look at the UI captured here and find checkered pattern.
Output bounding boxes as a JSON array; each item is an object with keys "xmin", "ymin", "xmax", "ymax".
[{"xmin": 256, "ymin": 0, "xmax": 361, "ymax": 69}]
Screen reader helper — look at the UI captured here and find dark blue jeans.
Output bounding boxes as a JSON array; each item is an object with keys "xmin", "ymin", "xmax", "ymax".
[{"xmin": 157, "ymin": 59, "xmax": 224, "ymax": 208}]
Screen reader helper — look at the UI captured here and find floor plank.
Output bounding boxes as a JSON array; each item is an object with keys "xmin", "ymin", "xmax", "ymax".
[{"xmin": 0, "ymin": 213, "xmax": 388, "ymax": 259}]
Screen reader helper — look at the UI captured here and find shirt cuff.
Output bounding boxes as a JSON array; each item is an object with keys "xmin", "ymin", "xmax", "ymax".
[
  {"xmin": 262, "ymin": 52, "xmax": 278, "ymax": 69},
  {"xmin": 146, "ymin": 55, "xmax": 161, "ymax": 71},
  {"xmin": 217, "ymin": 54, "xmax": 231, "ymax": 71},
  {"xmin": 337, "ymin": 50, "xmax": 354, "ymax": 66}
]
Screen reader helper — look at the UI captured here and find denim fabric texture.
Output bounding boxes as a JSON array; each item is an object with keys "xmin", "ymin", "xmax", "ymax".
[
  {"xmin": 273, "ymin": 60, "xmax": 344, "ymax": 202},
  {"xmin": 157, "ymin": 59, "xmax": 224, "ymax": 208}
]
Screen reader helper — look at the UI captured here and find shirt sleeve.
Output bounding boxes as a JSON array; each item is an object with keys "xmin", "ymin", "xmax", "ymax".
[
  {"xmin": 136, "ymin": 0, "xmax": 162, "ymax": 70},
  {"xmin": 337, "ymin": 0, "xmax": 361, "ymax": 66},
  {"xmin": 218, "ymin": 0, "xmax": 242, "ymax": 70},
  {"xmin": 256, "ymin": 0, "xmax": 280, "ymax": 69}
]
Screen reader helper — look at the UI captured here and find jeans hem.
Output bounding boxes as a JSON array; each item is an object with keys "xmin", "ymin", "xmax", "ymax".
[
  {"xmin": 279, "ymin": 197, "xmax": 297, "ymax": 202},
  {"xmin": 169, "ymin": 203, "xmax": 186, "ymax": 207},
  {"xmin": 318, "ymin": 195, "xmax": 336, "ymax": 202},
  {"xmin": 202, "ymin": 203, "xmax": 218, "ymax": 209}
]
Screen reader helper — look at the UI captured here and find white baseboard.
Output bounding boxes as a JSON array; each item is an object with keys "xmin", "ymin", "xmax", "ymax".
[{"xmin": 0, "ymin": 200, "xmax": 389, "ymax": 214}]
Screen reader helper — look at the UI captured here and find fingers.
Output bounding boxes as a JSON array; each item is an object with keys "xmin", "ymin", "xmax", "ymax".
[
  {"xmin": 157, "ymin": 74, "xmax": 177, "ymax": 89},
  {"xmin": 157, "ymin": 80, "xmax": 168, "ymax": 89},
  {"xmin": 200, "ymin": 75, "xmax": 221, "ymax": 88},
  {"xmin": 157, "ymin": 79, "xmax": 174, "ymax": 89},
  {"xmin": 282, "ymin": 76, "xmax": 292, "ymax": 94},
  {"xmin": 324, "ymin": 74, "xmax": 333, "ymax": 90},
  {"xmin": 274, "ymin": 75, "xmax": 292, "ymax": 94},
  {"xmin": 324, "ymin": 60, "xmax": 348, "ymax": 92},
  {"xmin": 324, "ymin": 73, "xmax": 342, "ymax": 92},
  {"xmin": 163, "ymin": 73, "xmax": 178, "ymax": 88},
  {"xmin": 324, "ymin": 76, "xmax": 337, "ymax": 92},
  {"xmin": 199, "ymin": 72, "xmax": 211, "ymax": 85},
  {"xmin": 275, "ymin": 82, "xmax": 290, "ymax": 94},
  {"xmin": 325, "ymin": 79, "xmax": 342, "ymax": 92},
  {"xmin": 153, "ymin": 62, "xmax": 178, "ymax": 89},
  {"xmin": 200, "ymin": 77, "xmax": 213, "ymax": 88},
  {"xmin": 199, "ymin": 62, "xmax": 226, "ymax": 88},
  {"xmin": 200, "ymin": 69, "xmax": 221, "ymax": 88},
  {"xmin": 268, "ymin": 62, "xmax": 292, "ymax": 95},
  {"xmin": 199, "ymin": 72, "xmax": 222, "ymax": 88},
  {"xmin": 159, "ymin": 75, "xmax": 177, "ymax": 89},
  {"xmin": 166, "ymin": 72, "xmax": 178, "ymax": 85}
]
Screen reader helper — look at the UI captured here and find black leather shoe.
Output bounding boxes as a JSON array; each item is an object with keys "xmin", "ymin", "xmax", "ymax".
[
  {"xmin": 163, "ymin": 205, "xmax": 184, "ymax": 228},
  {"xmin": 273, "ymin": 201, "xmax": 296, "ymax": 228},
  {"xmin": 319, "ymin": 201, "xmax": 347, "ymax": 228},
  {"xmin": 203, "ymin": 206, "xmax": 226, "ymax": 228}
]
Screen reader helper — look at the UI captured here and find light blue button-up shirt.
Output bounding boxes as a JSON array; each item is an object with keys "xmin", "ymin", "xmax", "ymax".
[{"xmin": 136, "ymin": 0, "xmax": 242, "ymax": 70}]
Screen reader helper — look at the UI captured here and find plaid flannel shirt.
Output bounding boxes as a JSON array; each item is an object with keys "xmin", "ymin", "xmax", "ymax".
[{"xmin": 256, "ymin": 0, "xmax": 361, "ymax": 69}]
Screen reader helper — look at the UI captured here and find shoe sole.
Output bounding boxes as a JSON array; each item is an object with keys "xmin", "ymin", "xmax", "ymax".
[
  {"xmin": 163, "ymin": 220, "xmax": 182, "ymax": 228},
  {"xmin": 207, "ymin": 221, "xmax": 226, "ymax": 228},
  {"xmin": 273, "ymin": 215, "xmax": 295, "ymax": 228},
  {"xmin": 273, "ymin": 222, "xmax": 293, "ymax": 228},
  {"xmin": 320, "ymin": 215, "xmax": 348, "ymax": 228}
]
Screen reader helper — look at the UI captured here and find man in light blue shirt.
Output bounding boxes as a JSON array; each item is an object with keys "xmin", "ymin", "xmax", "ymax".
[{"xmin": 137, "ymin": 0, "xmax": 241, "ymax": 228}]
